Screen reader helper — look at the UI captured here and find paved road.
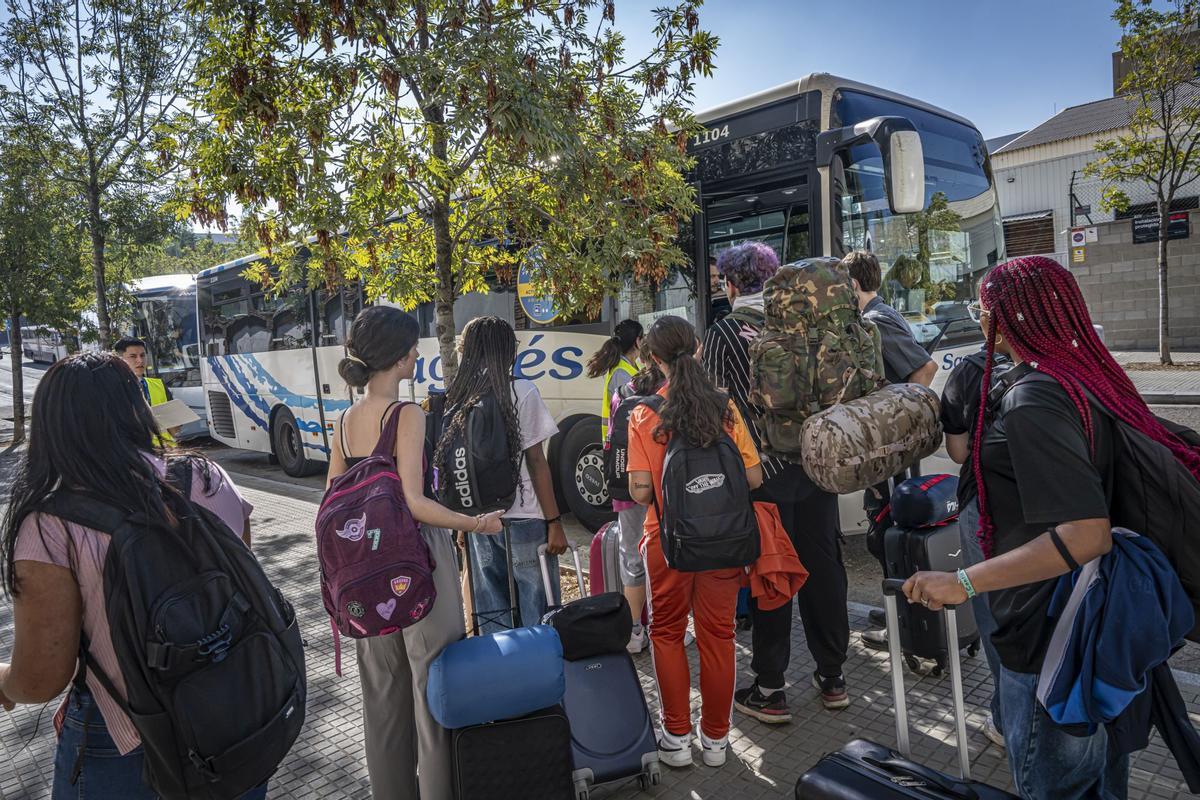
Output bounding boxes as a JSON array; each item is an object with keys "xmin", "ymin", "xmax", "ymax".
[{"xmin": 0, "ymin": 473, "xmax": 1196, "ymax": 799}]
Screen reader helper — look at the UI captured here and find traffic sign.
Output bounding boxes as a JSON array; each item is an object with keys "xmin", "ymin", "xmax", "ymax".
[{"xmin": 517, "ymin": 251, "xmax": 560, "ymax": 324}]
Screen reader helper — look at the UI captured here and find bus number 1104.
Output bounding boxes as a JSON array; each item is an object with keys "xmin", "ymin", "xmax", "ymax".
[{"xmin": 692, "ymin": 124, "xmax": 730, "ymax": 147}]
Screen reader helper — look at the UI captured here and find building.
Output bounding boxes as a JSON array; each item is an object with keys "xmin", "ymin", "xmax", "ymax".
[{"xmin": 988, "ymin": 59, "xmax": 1200, "ymax": 350}]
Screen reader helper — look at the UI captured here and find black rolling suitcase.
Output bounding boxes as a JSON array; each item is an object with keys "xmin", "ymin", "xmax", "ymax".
[
  {"xmin": 451, "ymin": 704, "xmax": 574, "ymax": 799},
  {"xmin": 883, "ymin": 475, "xmax": 979, "ymax": 675},
  {"xmin": 796, "ymin": 580, "xmax": 1017, "ymax": 800}
]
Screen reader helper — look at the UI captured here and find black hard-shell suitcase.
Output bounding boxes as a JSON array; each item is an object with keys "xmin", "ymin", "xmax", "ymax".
[
  {"xmin": 796, "ymin": 580, "xmax": 1017, "ymax": 800},
  {"xmin": 539, "ymin": 547, "xmax": 662, "ymax": 799},
  {"xmin": 451, "ymin": 704, "xmax": 574, "ymax": 800},
  {"xmin": 882, "ymin": 520, "xmax": 980, "ymax": 673}
]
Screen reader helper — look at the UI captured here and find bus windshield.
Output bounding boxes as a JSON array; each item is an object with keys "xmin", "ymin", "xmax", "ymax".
[
  {"xmin": 134, "ymin": 286, "xmax": 200, "ymax": 387},
  {"xmin": 833, "ymin": 89, "xmax": 1004, "ymax": 351}
]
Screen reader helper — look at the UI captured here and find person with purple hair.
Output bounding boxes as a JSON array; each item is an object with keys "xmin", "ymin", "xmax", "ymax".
[{"xmin": 702, "ymin": 242, "xmax": 852, "ymax": 717}]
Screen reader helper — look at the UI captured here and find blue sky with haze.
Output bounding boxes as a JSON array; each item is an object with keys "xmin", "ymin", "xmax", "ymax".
[{"xmin": 620, "ymin": 0, "xmax": 1126, "ymax": 140}]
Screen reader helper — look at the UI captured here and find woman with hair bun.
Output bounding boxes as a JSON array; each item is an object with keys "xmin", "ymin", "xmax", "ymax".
[{"xmin": 326, "ymin": 304, "xmax": 503, "ymax": 800}]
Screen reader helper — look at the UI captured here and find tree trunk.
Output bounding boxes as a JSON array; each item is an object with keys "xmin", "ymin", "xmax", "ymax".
[
  {"xmin": 1158, "ymin": 202, "xmax": 1172, "ymax": 366},
  {"xmin": 433, "ymin": 197, "xmax": 458, "ymax": 385},
  {"xmin": 9, "ymin": 312, "xmax": 25, "ymax": 445},
  {"xmin": 87, "ymin": 179, "xmax": 111, "ymax": 348}
]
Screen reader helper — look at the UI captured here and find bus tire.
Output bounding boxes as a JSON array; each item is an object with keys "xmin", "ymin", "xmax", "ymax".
[
  {"xmin": 556, "ymin": 416, "xmax": 615, "ymax": 533},
  {"xmin": 271, "ymin": 408, "xmax": 322, "ymax": 478}
]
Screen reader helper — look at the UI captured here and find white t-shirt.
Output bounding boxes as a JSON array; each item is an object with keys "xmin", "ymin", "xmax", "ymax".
[{"xmin": 506, "ymin": 379, "xmax": 559, "ymax": 519}]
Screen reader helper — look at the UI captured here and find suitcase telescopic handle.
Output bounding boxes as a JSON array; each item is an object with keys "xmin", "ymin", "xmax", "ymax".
[
  {"xmin": 537, "ymin": 543, "xmax": 585, "ymax": 605},
  {"xmin": 881, "ymin": 579, "xmax": 972, "ymax": 781}
]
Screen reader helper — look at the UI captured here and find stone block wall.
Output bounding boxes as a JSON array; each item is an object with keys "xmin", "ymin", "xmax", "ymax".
[{"xmin": 1069, "ymin": 209, "xmax": 1200, "ymax": 351}]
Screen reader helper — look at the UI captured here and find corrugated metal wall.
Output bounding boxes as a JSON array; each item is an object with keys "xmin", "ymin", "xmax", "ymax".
[{"xmin": 995, "ymin": 151, "xmax": 1103, "ymax": 253}]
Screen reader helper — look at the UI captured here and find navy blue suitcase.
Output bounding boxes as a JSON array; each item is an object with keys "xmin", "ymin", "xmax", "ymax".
[
  {"xmin": 540, "ymin": 546, "xmax": 661, "ymax": 799},
  {"xmin": 562, "ymin": 652, "xmax": 660, "ymax": 797}
]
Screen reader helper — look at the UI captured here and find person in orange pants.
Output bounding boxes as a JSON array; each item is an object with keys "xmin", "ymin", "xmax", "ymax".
[{"xmin": 627, "ymin": 315, "xmax": 763, "ymax": 770}]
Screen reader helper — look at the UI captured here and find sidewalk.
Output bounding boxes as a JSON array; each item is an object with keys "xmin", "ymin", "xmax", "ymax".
[
  {"xmin": 1, "ymin": 483, "xmax": 1196, "ymax": 799},
  {"xmin": 1113, "ymin": 351, "xmax": 1200, "ymax": 403}
]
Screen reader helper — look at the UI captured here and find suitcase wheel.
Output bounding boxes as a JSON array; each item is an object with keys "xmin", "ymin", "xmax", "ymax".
[
  {"xmin": 639, "ymin": 761, "xmax": 662, "ymax": 789},
  {"xmin": 574, "ymin": 778, "xmax": 590, "ymax": 800},
  {"xmin": 904, "ymin": 654, "xmax": 922, "ymax": 674},
  {"xmin": 967, "ymin": 641, "xmax": 980, "ymax": 658}
]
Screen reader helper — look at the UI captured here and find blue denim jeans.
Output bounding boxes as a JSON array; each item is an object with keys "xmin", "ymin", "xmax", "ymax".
[
  {"xmin": 998, "ymin": 666, "xmax": 1129, "ymax": 800},
  {"xmin": 53, "ymin": 688, "xmax": 268, "ymax": 800},
  {"xmin": 959, "ymin": 498, "xmax": 1003, "ymax": 730},
  {"xmin": 468, "ymin": 518, "xmax": 560, "ymax": 634}
]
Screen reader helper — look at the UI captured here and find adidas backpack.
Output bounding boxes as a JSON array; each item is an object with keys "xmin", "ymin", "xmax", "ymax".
[
  {"xmin": 748, "ymin": 257, "xmax": 885, "ymax": 458},
  {"xmin": 604, "ymin": 383, "xmax": 653, "ymax": 503},
  {"xmin": 435, "ymin": 389, "xmax": 519, "ymax": 513},
  {"xmin": 40, "ymin": 460, "xmax": 306, "ymax": 800},
  {"xmin": 317, "ymin": 402, "xmax": 438, "ymax": 673},
  {"xmin": 645, "ymin": 397, "xmax": 761, "ymax": 572}
]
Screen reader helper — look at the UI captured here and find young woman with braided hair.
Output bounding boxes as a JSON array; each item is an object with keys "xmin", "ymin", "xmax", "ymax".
[
  {"xmin": 627, "ymin": 316, "xmax": 763, "ymax": 770},
  {"xmin": 903, "ymin": 256, "xmax": 1200, "ymax": 799},
  {"xmin": 437, "ymin": 316, "xmax": 567, "ymax": 635}
]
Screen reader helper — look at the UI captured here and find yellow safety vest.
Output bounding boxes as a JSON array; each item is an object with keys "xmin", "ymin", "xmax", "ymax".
[
  {"xmin": 600, "ymin": 357, "xmax": 639, "ymax": 440},
  {"xmin": 145, "ymin": 377, "xmax": 176, "ymax": 447}
]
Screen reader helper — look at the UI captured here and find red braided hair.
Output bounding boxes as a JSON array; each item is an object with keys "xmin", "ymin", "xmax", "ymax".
[{"xmin": 971, "ymin": 256, "xmax": 1200, "ymax": 558}]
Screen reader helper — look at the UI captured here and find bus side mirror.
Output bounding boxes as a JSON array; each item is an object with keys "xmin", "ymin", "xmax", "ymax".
[{"xmin": 816, "ymin": 115, "xmax": 927, "ymax": 215}]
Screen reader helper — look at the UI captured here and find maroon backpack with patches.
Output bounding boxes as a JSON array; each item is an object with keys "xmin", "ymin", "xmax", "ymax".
[{"xmin": 317, "ymin": 402, "xmax": 436, "ymax": 673}]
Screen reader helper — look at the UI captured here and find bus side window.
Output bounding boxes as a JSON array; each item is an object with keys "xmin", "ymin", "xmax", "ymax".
[{"xmin": 318, "ymin": 285, "xmax": 361, "ymax": 346}]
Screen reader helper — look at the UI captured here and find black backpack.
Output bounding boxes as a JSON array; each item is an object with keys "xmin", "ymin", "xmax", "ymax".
[
  {"xmin": 436, "ymin": 389, "xmax": 519, "ymax": 514},
  {"xmin": 604, "ymin": 384, "xmax": 652, "ymax": 503},
  {"xmin": 40, "ymin": 461, "xmax": 306, "ymax": 800},
  {"xmin": 648, "ymin": 397, "xmax": 761, "ymax": 572}
]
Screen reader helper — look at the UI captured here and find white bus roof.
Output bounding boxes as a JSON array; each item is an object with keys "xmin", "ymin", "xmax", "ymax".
[
  {"xmin": 132, "ymin": 273, "xmax": 196, "ymax": 294},
  {"xmin": 692, "ymin": 73, "xmax": 977, "ymax": 130},
  {"xmin": 200, "ymin": 252, "xmax": 265, "ymax": 279}
]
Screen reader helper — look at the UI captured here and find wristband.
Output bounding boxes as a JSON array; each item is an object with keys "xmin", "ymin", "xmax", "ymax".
[
  {"xmin": 545, "ymin": 515, "xmax": 562, "ymax": 525},
  {"xmin": 957, "ymin": 568, "xmax": 977, "ymax": 599},
  {"xmin": 470, "ymin": 515, "xmax": 483, "ymax": 533}
]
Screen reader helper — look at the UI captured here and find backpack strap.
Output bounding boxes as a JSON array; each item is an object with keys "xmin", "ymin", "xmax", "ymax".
[
  {"xmin": 166, "ymin": 459, "xmax": 193, "ymax": 499},
  {"xmin": 371, "ymin": 400, "xmax": 411, "ymax": 459},
  {"xmin": 39, "ymin": 491, "xmax": 130, "ymax": 536}
]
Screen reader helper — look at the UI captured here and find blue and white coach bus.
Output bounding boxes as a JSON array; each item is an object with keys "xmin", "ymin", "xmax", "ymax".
[{"xmin": 201, "ymin": 74, "xmax": 1005, "ymax": 532}]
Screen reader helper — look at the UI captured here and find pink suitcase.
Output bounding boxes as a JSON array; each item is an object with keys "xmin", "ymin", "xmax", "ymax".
[{"xmin": 589, "ymin": 520, "xmax": 648, "ymax": 626}]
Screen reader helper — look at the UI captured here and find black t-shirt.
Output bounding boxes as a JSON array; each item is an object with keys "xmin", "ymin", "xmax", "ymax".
[
  {"xmin": 981, "ymin": 371, "xmax": 1115, "ymax": 674},
  {"xmin": 939, "ymin": 351, "xmax": 1011, "ymax": 507}
]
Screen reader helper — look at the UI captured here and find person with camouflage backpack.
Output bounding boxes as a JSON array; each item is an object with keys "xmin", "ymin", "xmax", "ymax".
[
  {"xmin": 704, "ymin": 243, "xmax": 855, "ymax": 715},
  {"xmin": 746, "ymin": 256, "xmax": 886, "ymax": 458}
]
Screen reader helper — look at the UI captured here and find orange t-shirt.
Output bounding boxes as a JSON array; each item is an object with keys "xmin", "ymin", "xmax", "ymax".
[{"xmin": 627, "ymin": 385, "xmax": 761, "ymax": 536}]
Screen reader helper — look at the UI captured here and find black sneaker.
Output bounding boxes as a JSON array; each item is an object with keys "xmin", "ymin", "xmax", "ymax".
[
  {"xmin": 867, "ymin": 607, "xmax": 886, "ymax": 627},
  {"xmin": 812, "ymin": 671, "xmax": 850, "ymax": 710},
  {"xmin": 734, "ymin": 683, "xmax": 792, "ymax": 724}
]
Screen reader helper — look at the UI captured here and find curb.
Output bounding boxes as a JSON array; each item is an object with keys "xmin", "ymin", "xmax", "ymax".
[{"xmin": 1141, "ymin": 393, "xmax": 1200, "ymax": 405}]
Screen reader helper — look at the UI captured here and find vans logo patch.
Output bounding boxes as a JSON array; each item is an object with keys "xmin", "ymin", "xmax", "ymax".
[{"xmin": 685, "ymin": 473, "xmax": 726, "ymax": 494}]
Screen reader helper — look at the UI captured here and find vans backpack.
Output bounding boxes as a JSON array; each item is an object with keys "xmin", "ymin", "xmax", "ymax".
[
  {"xmin": 40, "ymin": 461, "xmax": 306, "ymax": 800},
  {"xmin": 604, "ymin": 383, "xmax": 651, "ymax": 503},
  {"xmin": 748, "ymin": 257, "xmax": 885, "ymax": 458},
  {"xmin": 317, "ymin": 402, "xmax": 437, "ymax": 674},
  {"xmin": 435, "ymin": 389, "xmax": 519, "ymax": 513},
  {"xmin": 646, "ymin": 397, "xmax": 761, "ymax": 572}
]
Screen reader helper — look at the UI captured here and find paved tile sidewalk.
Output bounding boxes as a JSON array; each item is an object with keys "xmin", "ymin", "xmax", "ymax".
[{"xmin": 2, "ymin": 486, "xmax": 1197, "ymax": 799}]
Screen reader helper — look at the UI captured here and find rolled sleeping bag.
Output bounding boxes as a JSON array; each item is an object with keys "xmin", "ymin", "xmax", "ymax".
[
  {"xmin": 800, "ymin": 383, "xmax": 943, "ymax": 495},
  {"xmin": 426, "ymin": 625, "xmax": 565, "ymax": 729}
]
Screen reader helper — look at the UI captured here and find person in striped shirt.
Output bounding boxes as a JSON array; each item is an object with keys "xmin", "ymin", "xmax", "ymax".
[{"xmin": 703, "ymin": 242, "xmax": 852, "ymax": 718}]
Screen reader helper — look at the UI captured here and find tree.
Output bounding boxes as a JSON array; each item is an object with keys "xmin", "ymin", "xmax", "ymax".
[
  {"xmin": 0, "ymin": 129, "xmax": 91, "ymax": 443},
  {"xmin": 180, "ymin": 0, "xmax": 714, "ymax": 377},
  {"xmin": 1, "ymin": 0, "xmax": 203, "ymax": 347},
  {"xmin": 1087, "ymin": 0, "xmax": 1200, "ymax": 365}
]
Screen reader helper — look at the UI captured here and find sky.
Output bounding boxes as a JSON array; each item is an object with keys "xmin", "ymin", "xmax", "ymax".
[{"xmin": 619, "ymin": 0, "xmax": 1127, "ymax": 140}]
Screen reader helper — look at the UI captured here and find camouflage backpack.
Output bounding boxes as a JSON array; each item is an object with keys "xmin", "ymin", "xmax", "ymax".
[{"xmin": 747, "ymin": 257, "xmax": 885, "ymax": 458}]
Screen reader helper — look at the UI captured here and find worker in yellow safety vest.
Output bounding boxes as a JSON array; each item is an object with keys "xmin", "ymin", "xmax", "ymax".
[
  {"xmin": 585, "ymin": 319, "xmax": 644, "ymax": 440},
  {"xmin": 115, "ymin": 337, "xmax": 177, "ymax": 446}
]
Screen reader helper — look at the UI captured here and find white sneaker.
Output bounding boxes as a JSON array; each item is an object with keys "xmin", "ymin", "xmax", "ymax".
[
  {"xmin": 698, "ymin": 728, "xmax": 727, "ymax": 767},
  {"xmin": 627, "ymin": 627, "xmax": 647, "ymax": 654},
  {"xmin": 984, "ymin": 713, "xmax": 1006, "ymax": 749},
  {"xmin": 657, "ymin": 727, "xmax": 693, "ymax": 768}
]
